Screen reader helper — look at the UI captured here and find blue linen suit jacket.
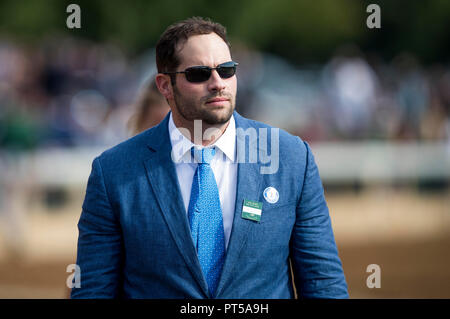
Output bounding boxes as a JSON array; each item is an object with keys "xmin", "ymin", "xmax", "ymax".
[{"xmin": 70, "ymin": 111, "xmax": 349, "ymax": 299}]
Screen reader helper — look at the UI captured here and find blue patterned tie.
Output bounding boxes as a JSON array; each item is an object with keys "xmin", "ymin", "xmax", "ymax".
[{"xmin": 187, "ymin": 146, "xmax": 226, "ymax": 296}]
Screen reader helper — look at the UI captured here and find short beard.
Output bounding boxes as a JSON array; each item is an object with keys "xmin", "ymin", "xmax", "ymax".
[{"xmin": 173, "ymin": 86, "xmax": 234, "ymax": 125}]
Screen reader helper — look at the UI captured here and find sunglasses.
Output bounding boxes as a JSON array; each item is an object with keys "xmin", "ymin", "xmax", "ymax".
[{"xmin": 162, "ymin": 61, "xmax": 238, "ymax": 83}]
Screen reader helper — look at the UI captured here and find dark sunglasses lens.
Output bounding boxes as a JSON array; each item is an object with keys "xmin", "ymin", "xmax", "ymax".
[
  {"xmin": 217, "ymin": 66, "xmax": 236, "ymax": 79},
  {"xmin": 185, "ymin": 67, "xmax": 211, "ymax": 83},
  {"xmin": 184, "ymin": 62, "xmax": 237, "ymax": 82}
]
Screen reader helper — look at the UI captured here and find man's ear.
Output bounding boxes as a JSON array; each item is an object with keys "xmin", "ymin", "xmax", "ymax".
[{"xmin": 155, "ymin": 73, "xmax": 173, "ymax": 101}]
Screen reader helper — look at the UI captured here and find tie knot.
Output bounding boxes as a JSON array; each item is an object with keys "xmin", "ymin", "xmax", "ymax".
[{"xmin": 191, "ymin": 147, "xmax": 216, "ymax": 164}]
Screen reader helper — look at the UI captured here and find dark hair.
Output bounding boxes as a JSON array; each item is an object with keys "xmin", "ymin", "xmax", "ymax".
[{"xmin": 156, "ymin": 17, "xmax": 231, "ymax": 75}]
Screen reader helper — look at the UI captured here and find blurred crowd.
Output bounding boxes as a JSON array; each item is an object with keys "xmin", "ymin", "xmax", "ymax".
[{"xmin": 0, "ymin": 37, "xmax": 449, "ymax": 151}]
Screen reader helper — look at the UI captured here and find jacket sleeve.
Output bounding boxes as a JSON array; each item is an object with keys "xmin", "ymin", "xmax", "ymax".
[
  {"xmin": 70, "ymin": 156, "xmax": 123, "ymax": 298},
  {"xmin": 290, "ymin": 140, "xmax": 349, "ymax": 299}
]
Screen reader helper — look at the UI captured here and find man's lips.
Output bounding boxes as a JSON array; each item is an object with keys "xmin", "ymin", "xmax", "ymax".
[{"xmin": 205, "ymin": 97, "xmax": 230, "ymax": 105}]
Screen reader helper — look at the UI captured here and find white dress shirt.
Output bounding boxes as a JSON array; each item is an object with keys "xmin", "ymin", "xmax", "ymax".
[{"xmin": 168, "ymin": 112, "xmax": 237, "ymax": 249}]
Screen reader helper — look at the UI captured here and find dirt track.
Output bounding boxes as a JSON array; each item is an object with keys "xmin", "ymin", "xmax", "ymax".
[
  {"xmin": 0, "ymin": 189, "xmax": 448, "ymax": 298},
  {"xmin": 339, "ymin": 234, "xmax": 450, "ymax": 298},
  {"xmin": 0, "ymin": 234, "xmax": 449, "ymax": 298}
]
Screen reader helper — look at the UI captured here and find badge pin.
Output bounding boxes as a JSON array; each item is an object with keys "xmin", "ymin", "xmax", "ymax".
[
  {"xmin": 263, "ymin": 186, "xmax": 279, "ymax": 204},
  {"xmin": 242, "ymin": 199, "xmax": 263, "ymax": 222}
]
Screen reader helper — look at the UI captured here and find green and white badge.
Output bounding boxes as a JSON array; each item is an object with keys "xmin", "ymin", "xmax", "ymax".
[{"xmin": 242, "ymin": 199, "xmax": 263, "ymax": 222}]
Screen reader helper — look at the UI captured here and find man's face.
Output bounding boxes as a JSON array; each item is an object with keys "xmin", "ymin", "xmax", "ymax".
[{"xmin": 171, "ymin": 33, "xmax": 237, "ymax": 125}]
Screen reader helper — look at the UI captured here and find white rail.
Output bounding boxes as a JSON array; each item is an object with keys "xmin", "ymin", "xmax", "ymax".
[{"xmin": 0, "ymin": 142, "xmax": 449, "ymax": 187}]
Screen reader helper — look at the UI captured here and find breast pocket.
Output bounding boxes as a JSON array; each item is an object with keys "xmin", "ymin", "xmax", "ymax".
[{"xmin": 259, "ymin": 200, "xmax": 297, "ymax": 224}]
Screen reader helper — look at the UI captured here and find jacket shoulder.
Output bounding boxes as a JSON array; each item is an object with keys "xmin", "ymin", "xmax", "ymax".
[
  {"xmin": 237, "ymin": 114, "xmax": 308, "ymax": 155},
  {"xmin": 94, "ymin": 126, "xmax": 157, "ymax": 170}
]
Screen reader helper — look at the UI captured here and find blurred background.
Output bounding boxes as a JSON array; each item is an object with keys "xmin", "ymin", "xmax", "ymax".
[{"xmin": 0, "ymin": 0, "xmax": 449, "ymax": 298}]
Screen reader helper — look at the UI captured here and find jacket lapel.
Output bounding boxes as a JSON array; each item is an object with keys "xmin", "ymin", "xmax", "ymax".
[
  {"xmin": 142, "ymin": 111, "xmax": 265, "ymax": 298},
  {"xmin": 143, "ymin": 113, "xmax": 209, "ymax": 297},
  {"xmin": 215, "ymin": 111, "xmax": 264, "ymax": 297}
]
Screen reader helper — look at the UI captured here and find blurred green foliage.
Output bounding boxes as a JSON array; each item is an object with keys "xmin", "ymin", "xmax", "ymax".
[
  {"xmin": 0, "ymin": 0, "xmax": 449, "ymax": 64},
  {"xmin": 0, "ymin": 108, "xmax": 43, "ymax": 150}
]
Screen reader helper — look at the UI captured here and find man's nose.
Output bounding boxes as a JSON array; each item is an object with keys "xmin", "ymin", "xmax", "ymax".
[{"xmin": 207, "ymin": 69, "xmax": 226, "ymax": 92}]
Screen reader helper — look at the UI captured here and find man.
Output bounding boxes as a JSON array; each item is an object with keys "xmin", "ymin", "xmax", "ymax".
[{"xmin": 71, "ymin": 17, "xmax": 348, "ymax": 299}]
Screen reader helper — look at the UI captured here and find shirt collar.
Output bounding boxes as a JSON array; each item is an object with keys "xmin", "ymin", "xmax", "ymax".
[{"xmin": 168, "ymin": 111, "xmax": 236, "ymax": 163}]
